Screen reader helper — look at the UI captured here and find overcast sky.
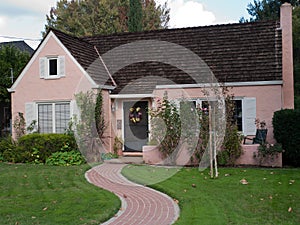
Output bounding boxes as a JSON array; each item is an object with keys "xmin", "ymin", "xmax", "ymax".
[{"xmin": 0, "ymin": 0, "xmax": 251, "ymax": 49}]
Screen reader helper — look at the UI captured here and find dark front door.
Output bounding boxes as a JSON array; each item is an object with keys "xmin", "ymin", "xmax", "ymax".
[{"xmin": 123, "ymin": 101, "xmax": 148, "ymax": 152}]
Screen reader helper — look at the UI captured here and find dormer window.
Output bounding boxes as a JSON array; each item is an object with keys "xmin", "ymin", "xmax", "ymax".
[{"xmin": 39, "ymin": 56, "xmax": 65, "ymax": 79}]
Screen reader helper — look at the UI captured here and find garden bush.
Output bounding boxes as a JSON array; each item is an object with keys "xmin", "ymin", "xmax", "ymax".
[
  {"xmin": 0, "ymin": 136, "xmax": 22, "ymax": 162},
  {"xmin": 46, "ymin": 150, "xmax": 85, "ymax": 166},
  {"xmin": 17, "ymin": 133, "xmax": 78, "ymax": 163},
  {"xmin": 273, "ymin": 109, "xmax": 300, "ymax": 167}
]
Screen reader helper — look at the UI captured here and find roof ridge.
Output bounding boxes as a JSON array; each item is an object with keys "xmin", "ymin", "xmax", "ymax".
[
  {"xmin": 49, "ymin": 28, "xmax": 96, "ymax": 48},
  {"xmin": 82, "ymin": 19, "xmax": 279, "ymax": 40}
]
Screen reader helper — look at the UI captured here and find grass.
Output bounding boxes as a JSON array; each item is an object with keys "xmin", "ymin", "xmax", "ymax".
[
  {"xmin": 0, "ymin": 163, "xmax": 120, "ymax": 225},
  {"xmin": 122, "ymin": 165, "xmax": 300, "ymax": 225}
]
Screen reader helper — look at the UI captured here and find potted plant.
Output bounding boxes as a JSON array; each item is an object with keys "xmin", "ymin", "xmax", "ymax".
[{"xmin": 113, "ymin": 136, "xmax": 123, "ymax": 157}]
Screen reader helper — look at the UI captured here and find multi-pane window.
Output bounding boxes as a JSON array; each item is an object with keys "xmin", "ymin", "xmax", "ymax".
[
  {"xmin": 55, "ymin": 103, "xmax": 70, "ymax": 133},
  {"xmin": 189, "ymin": 99, "xmax": 243, "ymax": 132},
  {"xmin": 38, "ymin": 102, "xmax": 70, "ymax": 133}
]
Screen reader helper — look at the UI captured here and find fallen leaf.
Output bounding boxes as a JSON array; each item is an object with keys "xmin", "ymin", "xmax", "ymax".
[
  {"xmin": 269, "ymin": 196, "xmax": 273, "ymax": 200},
  {"xmin": 263, "ymin": 178, "xmax": 267, "ymax": 180},
  {"xmin": 260, "ymin": 198, "xmax": 264, "ymax": 201},
  {"xmin": 123, "ymin": 194, "xmax": 127, "ymax": 198},
  {"xmin": 174, "ymin": 199, "xmax": 179, "ymax": 204},
  {"xmin": 278, "ymin": 182, "xmax": 282, "ymax": 185},
  {"xmin": 225, "ymin": 174, "xmax": 230, "ymax": 177},
  {"xmin": 288, "ymin": 207, "xmax": 292, "ymax": 212},
  {"xmin": 192, "ymin": 184, "xmax": 196, "ymax": 188},
  {"xmin": 183, "ymin": 189, "xmax": 187, "ymax": 193},
  {"xmin": 43, "ymin": 207, "xmax": 48, "ymax": 211},
  {"xmin": 270, "ymin": 172, "xmax": 274, "ymax": 175},
  {"xmin": 240, "ymin": 178, "xmax": 248, "ymax": 185},
  {"xmin": 289, "ymin": 180, "xmax": 295, "ymax": 185}
]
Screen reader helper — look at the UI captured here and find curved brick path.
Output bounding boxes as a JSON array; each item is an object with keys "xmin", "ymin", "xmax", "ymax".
[{"xmin": 85, "ymin": 163, "xmax": 180, "ymax": 225}]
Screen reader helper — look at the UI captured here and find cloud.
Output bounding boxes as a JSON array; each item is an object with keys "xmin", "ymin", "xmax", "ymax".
[
  {"xmin": 168, "ymin": 0, "xmax": 216, "ymax": 28},
  {"xmin": 0, "ymin": 16, "xmax": 7, "ymax": 29},
  {"xmin": 0, "ymin": 0, "xmax": 57, "ymax": 17}
]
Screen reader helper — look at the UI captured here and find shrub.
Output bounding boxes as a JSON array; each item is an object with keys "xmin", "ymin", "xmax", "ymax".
[
  {"xmin": 46, "ymin": 150, "xmax": 85, "ymax": 166},
  {"xmin": 149, "ymin": 93, "xmax": 181, "ymax": 164},
  {"xmin": 273, "ymin": 109, "xmax": 300, "ymax": 167},
  {"xmin": 0, "ymin": 136, "xmax": 22, "ymax": 162},
  {"xmin": 17, "ymin": 133, "xmax": 78, "ymax": 163},
  {"xmin": 219, "ymin": 126, "xmax": 243, "ymax": 166}
]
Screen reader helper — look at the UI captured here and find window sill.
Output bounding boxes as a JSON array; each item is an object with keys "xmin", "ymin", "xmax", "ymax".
[{"xmin": 43, "ymin": 75, "xmax": 65, "ymax": 80}]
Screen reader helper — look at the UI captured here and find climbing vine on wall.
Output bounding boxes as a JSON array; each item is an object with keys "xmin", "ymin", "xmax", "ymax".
[{"xmin": 95, "ymin": 90, "xmax": 106, "ymax": 140}]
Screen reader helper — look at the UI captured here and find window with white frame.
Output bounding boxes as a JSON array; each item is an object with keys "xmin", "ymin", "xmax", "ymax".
[
  {"xmin": 38, "ymin": 102, "xmax": 70, "ymax": 133},
  {"xmin": 189, "ymin": 98, "xmax": 256, "ymax": 135},
  {"xmin": 39, "ymin": 56, "xmax": 65, "ymax": 79}
]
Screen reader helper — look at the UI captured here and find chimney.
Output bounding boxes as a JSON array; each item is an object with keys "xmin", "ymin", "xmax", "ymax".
[{"xmin": 281, "ymin": 3, "xmax": 294, "ymax": 109}]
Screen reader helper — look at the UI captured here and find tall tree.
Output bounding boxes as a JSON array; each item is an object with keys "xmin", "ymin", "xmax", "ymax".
[
  {"xmin": 0, "ymin": 45, "xmax": 30, "ymax": 104},
  {"xmin": 240, "ymin": 0, "xmax": 299, "ymax": 22},
  {"xmin": 0, "ymin": 45, "xmax": 30, "ymax": 134},
  {"xmin": 44, "ymin": 0, "xmax": 170, "ymax": 36},
  {"xmin": 128, "ymin": 0, "xmax": 143, "ymax": 32}
]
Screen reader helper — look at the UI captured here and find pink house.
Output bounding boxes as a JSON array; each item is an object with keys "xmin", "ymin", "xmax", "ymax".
[{"xmin": 9, "ymin": 4, "xmax": 294, "ymax": 166}]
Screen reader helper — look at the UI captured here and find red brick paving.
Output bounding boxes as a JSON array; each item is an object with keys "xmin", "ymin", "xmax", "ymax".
[{"xmin": 85, "ymin": 163, "xmax": 180, "ymax": 225}]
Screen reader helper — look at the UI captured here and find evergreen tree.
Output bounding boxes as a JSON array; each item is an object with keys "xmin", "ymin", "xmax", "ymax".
[
  {"xmin": 0, "ymin": 45, "xmax": 30, "ymax": 104},
  {"xmin": 128, "ymin": 0, "xmax": 143, "ymax": 32},
  {"xmin": 44, "ymin": 0, "xmax": 170, "ymax": 36}
]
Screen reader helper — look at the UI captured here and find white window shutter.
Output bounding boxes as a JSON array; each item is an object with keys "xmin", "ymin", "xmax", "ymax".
[
  {"xmin": 70, "ymin": 100, "xmax": 80, "ymax": 121},
  {"xmin": 58, "ymin": 56, "xmax": 65, "ymax": 77},
  {"xmin": 39, "ymin": 57, "xmax": 46, "ymax": 78},
  {"xmin": 25, "ymin": 102, "xmax": 37, "ymax": 133},
  {"xmin": 242, "ymin": 98, "xmax": 256, "ymax": 135}
]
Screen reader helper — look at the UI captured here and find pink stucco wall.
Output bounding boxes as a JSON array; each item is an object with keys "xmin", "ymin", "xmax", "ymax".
[
  {"xmin": 153, "ymin": 84, "xmax": 282, "ymax": 143},
  {"xmin": 143, "ymin": 144, "xmax": 282, "ymax": 167},
  {"xmin": 11, "ymin": 34, "xmax": 94, "ymax": 137}
]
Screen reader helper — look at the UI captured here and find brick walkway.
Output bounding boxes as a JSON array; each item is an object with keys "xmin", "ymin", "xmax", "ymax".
[{"xmin": 85, "ymin": 163, "xmax": 180, "ymax": 225}]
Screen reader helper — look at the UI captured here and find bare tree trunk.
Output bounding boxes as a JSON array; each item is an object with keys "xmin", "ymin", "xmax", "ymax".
[
  {"xmin": 212, "ymin": 102, "xmax": 218, "ymax": 177},
  {"xmin": 209, "ymin": 104, "xmax": 213, "ymax": 178}
]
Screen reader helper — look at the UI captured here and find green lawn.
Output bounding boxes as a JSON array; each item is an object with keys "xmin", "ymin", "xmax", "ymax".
[
  {"xmin": 122, "ymin": 165, "xmax": 300, "ymax": 225},
  {"xmin": 0, "ymin": 163, "xmax": 120, "ymax": 225}
]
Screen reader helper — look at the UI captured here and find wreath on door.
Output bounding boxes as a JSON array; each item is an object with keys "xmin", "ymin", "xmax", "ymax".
[{"xmin": 129, "ymin": 107, "xmax": 142, "ymax": 123}]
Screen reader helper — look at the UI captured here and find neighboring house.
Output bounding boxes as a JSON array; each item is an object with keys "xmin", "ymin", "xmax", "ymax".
[
  {"xmin": 9, "ymin": 4, "xmax": 293, "ymax": 166},
  {"xmin": 0, "ymin": 41, "xmax": 34, "ymax": 136},
  {"xmin": 0, "ymin": 41, "xmax": 34, "ymax": 56}
]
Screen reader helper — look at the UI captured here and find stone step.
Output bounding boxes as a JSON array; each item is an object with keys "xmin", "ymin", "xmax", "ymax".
[{"xmin": 104, "ymin": 156, "xmax": 144, "ymax": 164}]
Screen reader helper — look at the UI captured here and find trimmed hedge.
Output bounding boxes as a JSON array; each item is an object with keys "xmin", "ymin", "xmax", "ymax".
[{"xmin": 273, "ymin": 109, "xmax": 300, "ymax": 167}]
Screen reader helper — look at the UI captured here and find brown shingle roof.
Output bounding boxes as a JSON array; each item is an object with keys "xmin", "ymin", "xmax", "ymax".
[{"xmin": 52, "ymin": 20, "xmax": 282, "ymax": 93}]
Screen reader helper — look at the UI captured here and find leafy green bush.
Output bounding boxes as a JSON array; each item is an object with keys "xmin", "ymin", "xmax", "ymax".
[
  {"xmin": 273, "ymin": 109, "xmax": 300, "ymax": 167},
  {"xmin": 0, "ymin": 137, "xmax": 21, "ymax": 162},
  {"xmin": 220, "ymin": 126, "xmax": 243, "ymax": 166},
  {"xmin": 17, "ymin": 133, "xmax": 78, "ymax": 163},
  {"xmin": 46, "ymin": 150, "xmax": 85, "ymax": 166}
]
